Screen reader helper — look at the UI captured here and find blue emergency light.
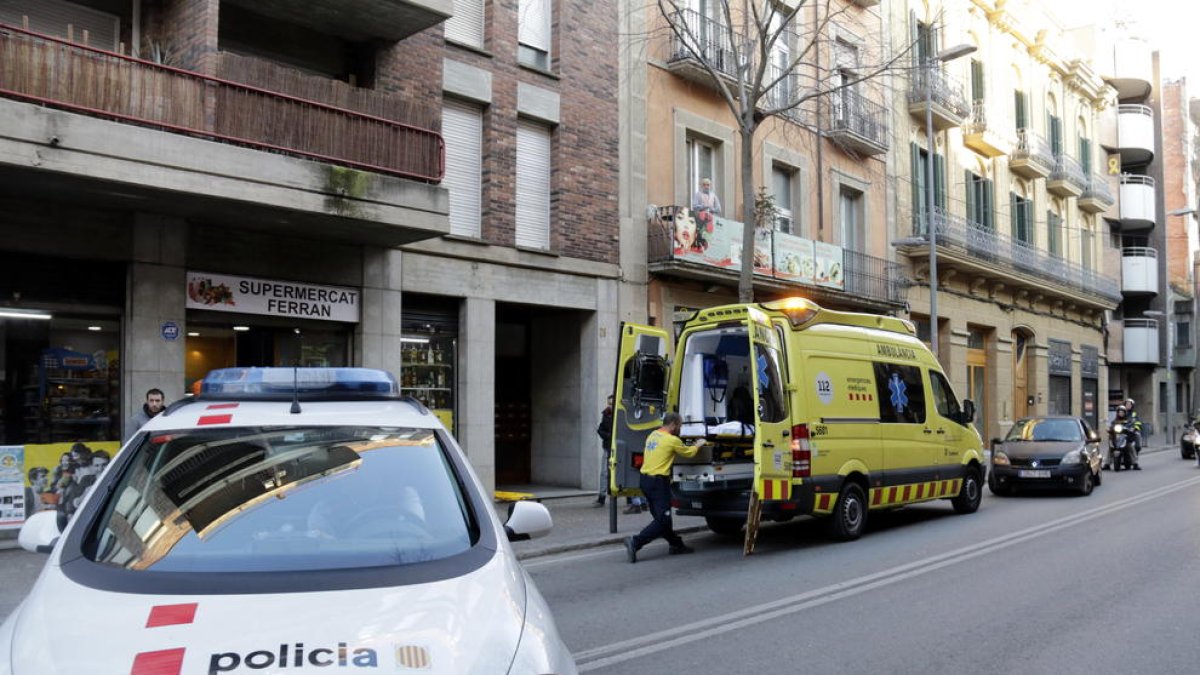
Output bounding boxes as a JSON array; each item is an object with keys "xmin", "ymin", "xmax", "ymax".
[{"xmin": 200, "ymin": 367, "xmax": 399, "ymax": 398}]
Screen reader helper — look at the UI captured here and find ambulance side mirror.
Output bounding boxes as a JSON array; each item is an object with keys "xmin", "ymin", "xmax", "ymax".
[
  {"xmin": 505, "ymin": 501, "xmax": 553, "ymax": 542},
  {"xmin": 959, "ymin": 399, "xmax": 976, "ymax": 425},
  {"xmin": 18, "ymin": 511, "xmax": 61, "ymax": 554}
]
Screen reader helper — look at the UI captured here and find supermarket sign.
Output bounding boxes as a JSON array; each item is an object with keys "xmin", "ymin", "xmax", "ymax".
[{"xmin": 186, "ymin": 271, "xmax": 361, "ymax": 323}]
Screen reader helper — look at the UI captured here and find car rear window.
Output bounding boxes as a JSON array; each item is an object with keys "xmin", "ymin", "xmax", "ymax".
[{"xmin": 81, "ymin": 426, "xmax": 480, "ymax": 573}]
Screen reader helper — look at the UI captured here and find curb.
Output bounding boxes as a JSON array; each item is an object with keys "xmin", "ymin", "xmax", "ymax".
[{"xmin": 515, "ymin": 524, "xmax": 709, "ymax": 561}]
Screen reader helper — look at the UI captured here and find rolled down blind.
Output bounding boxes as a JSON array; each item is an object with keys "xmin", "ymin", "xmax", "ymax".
[
  {"xmin": 442, "ymin": 100, "xmax": 483, "ymax": 238},
  {"xmin": 0, "ymin": 0, "xmax": 119, "ymax": 50},
  {"xmin": 518, "ymin": 0, "xmax": 550, "ymax": 51},
  {"xmin": 515, "ymin": 120, "xmax": 551, "ymax": 250},
  {"xmin": 445, "ymin": 0, "xmax": 484, "ymax": 48}
]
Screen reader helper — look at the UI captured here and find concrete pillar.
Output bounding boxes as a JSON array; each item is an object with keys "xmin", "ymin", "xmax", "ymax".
[
  {"xmin": 1071, "ymin": 347, "xmax": 1083, "ymax": 418},
  {"xmin": 1029, "ymin": 342, "xmax": 1049, "ymax": 417},
  {"xmin": 124, "ymin": 214, "xmax": 187, "ymax": 438},
  {"xmin": 993, "ymin": 334, "xmax": 1014, "ymax": 438},
  {"xmin": 947, "ymin": 320, "xmax": 969, "ymax": 396},
  {"xmin": 459, "ymin": 297, "xmax": 495, "ymax": 494},
  {"xmin": 357, "ymin": 248, "xmax": 403, "ymax": 375},
  {"xmin": 586, "ymin": 279, "xmax": 620, "ymax": 489}
]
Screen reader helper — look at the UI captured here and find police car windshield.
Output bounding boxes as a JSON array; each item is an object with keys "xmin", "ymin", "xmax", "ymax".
[{"xmin": 82, "ymin": 426, "xmax": 479, "ymax": 573}]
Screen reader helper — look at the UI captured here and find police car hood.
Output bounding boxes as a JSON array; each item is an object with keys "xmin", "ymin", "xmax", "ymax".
[{"xmin": 9, "ymin": 551, "xmax": 528, "ymax": 674}]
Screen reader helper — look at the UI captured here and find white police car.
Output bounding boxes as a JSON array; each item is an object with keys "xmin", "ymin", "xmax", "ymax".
[{"xmin": 0, "ymin": 368, "xmax": 575, "ymax": 674}]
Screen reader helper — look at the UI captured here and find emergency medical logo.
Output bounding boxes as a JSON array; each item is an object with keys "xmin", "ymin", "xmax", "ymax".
[
  {"xmin": 756, "ymin": 353, "xmax": 770, "ymax": 390},
  {"xmin": 888, "ymin": 373, "xmax": 909, "ymax": 412}
]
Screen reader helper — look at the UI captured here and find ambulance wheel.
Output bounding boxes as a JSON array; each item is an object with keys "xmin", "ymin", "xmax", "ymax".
[
  {"xmin": 826, "ymin": 482, "xmax": 867, "ymax": 542},
  {"xmin": 705, "ymin": 516, "xmax": 744, "ymax": 537},
  {"xmin": 951, "ymin": 467, "xmax": 983, "ymax": 514}
]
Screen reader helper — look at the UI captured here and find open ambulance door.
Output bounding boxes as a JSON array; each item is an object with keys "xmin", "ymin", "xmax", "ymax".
[
  {"xmin": 609, "ymin": 323, "xmax": 672, "ymax": 497},
  {"xmin": 746, "ymin": 309, "xmax": 793, "ymax": 503}
]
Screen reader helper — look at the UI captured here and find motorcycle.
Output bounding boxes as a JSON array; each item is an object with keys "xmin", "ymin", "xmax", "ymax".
[{"xmin": 1107, "ymin": 421, "xmax": 1137, "ymax": 471}]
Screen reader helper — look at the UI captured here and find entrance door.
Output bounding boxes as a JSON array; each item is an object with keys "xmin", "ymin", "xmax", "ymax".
[
  {"xmin": 967, "ymin": 348, "xmax": 987, "ymax": 438},
  {"xmin": 495, "ymin": 320, "xmax": 532, "ymax": 486},
  {"xmin": 1013, "ymin": 331, "xmax": 1029, "ymax": 418},
  {"xmin": 1049, "ymin": 376, "xmax": 1071, "ymax": 415}
]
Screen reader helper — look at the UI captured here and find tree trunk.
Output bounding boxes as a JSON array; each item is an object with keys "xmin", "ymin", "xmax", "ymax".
[{"xmin": 737, "ymin": 123, "xmax": 758, "ymax": 302}]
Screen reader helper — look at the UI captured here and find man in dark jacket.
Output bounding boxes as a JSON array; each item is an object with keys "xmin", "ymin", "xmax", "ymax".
[
  {"xmin": 595, "ymin": 396, "xmax": 615, "ymax": 506},
  {"xmin": 125, "ymin": 388, "xmax": 165, "ymax": 443}
]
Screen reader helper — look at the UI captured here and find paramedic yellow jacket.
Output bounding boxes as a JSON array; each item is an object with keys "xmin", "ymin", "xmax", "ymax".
[{"xmin": 641, "ymin": 429, "xmax": 701, "ymax": 476}]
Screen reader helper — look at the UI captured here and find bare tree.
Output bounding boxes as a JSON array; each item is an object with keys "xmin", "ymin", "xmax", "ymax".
[{"xmin": 656, "ymin": 0, "xmax": 911, "ymax": 301}]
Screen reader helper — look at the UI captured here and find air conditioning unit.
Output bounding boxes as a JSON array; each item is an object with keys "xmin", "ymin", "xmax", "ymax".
[{"xmin": 775, "ymin": 215, "xmax": 793, "ymax": 234}]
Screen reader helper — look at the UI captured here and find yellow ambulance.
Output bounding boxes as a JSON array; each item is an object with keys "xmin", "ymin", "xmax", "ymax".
[{"xmin": 609, "ymin": 298, "xmax": 984, "ymax": 541}]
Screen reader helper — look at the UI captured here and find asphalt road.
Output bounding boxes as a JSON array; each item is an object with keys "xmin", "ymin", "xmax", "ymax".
[{"xmin": 528, "ymin": 450, "xmax": 1200, "ymax": 674}]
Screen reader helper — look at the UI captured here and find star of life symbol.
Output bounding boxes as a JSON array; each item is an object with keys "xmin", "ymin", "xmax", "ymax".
[
  {"xmin": 888, "ymin": 373, "xmax": 908, "ymax": 411},
  {"xmin": 756, "ymin": 353, "xmax": 770, "ymax": 390}
]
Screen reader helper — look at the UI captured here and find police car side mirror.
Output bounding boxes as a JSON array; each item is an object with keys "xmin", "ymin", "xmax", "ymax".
[
  {"xmin": 18, "ymin": 511, "xmax": 60, "ymax": 554},
  {"xmin": 505, "ymin": 501, "xmax": 553, "ymax": 542}
]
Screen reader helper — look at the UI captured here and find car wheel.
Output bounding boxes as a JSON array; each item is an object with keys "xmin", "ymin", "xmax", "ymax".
[
  {"xmin": 705, "ymin": 516, "xmax": 743, "ymax": 537},
  {"xmin": 952, "ymin": 467, "xmax": 983, "ymax": 514},
  {"xmin": 987, "ymin": 472, "xmax": 1011, "ymax": 497},
  {"xmin": 1077, "ymin": 470, "xmax": 1094, "ymax": 496},
  {"xmin": 1093, "ymin": 466, "xmax": 1102, "ymax": 487},
  {"xmin": 825, "ymin": 482, "xmax": 867, "ymax": 542}
]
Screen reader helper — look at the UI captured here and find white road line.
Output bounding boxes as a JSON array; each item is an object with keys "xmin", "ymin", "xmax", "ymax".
[
  {"xmin": 522, "ymin": 548, "xmax": 615, "ymax": 570},
  {"xmin": 574, "ymin": 474, "xmax": 1200, "ymax": 671}
]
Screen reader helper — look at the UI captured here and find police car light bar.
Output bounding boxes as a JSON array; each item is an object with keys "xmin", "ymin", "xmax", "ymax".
[{"xmin": 200, "ymin": 367, "xmax": 400, "ymax": 398}]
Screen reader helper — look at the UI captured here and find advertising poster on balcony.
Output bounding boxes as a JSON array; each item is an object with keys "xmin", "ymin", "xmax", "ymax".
[
  {"xmin": 813, "ymin": 241, "xmax": 845, "ymax": 290},
  {"xmin": 772, "ymin": 233, "xmax": 816, "ymax": 283}
]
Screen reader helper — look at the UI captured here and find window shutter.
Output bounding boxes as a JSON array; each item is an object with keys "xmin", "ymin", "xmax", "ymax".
[
  {"xmin": 0, "ymin": 0, "xmax": 119, "ymax": 49},
  {"xmin": 1079, "ymin": 137, "xmax": 1092, "ymax": 174},
  {"xmin": 445, "ymin": 0, "xmax": 485, "ymax": 48},
  {"xmin": 515, "ymin": 120, "xmax": 551, "ymax": 250},
  {"xmin": 934, "ymin": 154, "xmax": 946, "ymax": 209},
  {"xmin": 1010, "ymin": 193, "xmax": 1018, "ymax": 235},
  {"xmin": 965, "ymin": 170, "xmax": 976, "ymax": 223},
  {"xmin": 971, "ymin": 60, "xmax": 984, "ymax": 102},
  {"xmin": 983, "ymin": 180, "xmax": 994, "ymax": 229},
  {"xmin": 519, "ymin": 0, "xmax": 551, "ymax": 52},
  {"xmin": 443, "ymin": 100, "xmax": 483, "ymax": 238},
  {"xmin": 910, "ymin": 142, "xmax": 922, "ymax": 229},
  {"xmin": 1014, "ymin": 91, "xmax": 1027, "ymax": 129},
  {"xmin": 1049, "ymin": 115, "xmax": 1062, "ymax": 155}
]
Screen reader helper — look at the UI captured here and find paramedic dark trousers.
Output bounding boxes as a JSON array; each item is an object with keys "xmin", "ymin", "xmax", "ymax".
[{"xmin": 631, "ymin": 474, "xmax": 683, "ymax": 549}]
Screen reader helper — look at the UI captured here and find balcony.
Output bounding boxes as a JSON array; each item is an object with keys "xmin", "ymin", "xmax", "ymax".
[
  {"xmin": 1107, "ymin": 39, "xmax": 1154, "ymax": 100},
  {"xmin": 666, "ymin": 9, "xmax": 742, "ymax": 88},
  {"xmin": 1117, "ymin": 104, "xmax": 1155, "ymax": 165},
  {"xmin": 1078, "ymin": 173, "xmax": 1116, "ymax": 214},
  {"xmin": 898, "ymin": 207, "xmax": 1121, "ymax": 307},
  {"xmin": 222, "ymin": 0, "xmax": 453, "ymax": 42},
  {"xmin": 823, "ymin": 88, "xmax": 889, "ymax": 156},
  {"xmin": 647, "ymin": 206, "xmax": 905, "ymax": 311},
  {"xmin": 962, "ymin": 101, "xmax": 1008, "ymax": 158},
  {"xmin": 1121, "ymin": 247, "xmax": 1159, "ymax": 295},
  {"xmin": 907, "ymin": 67, "xmax": 970, "ymax": 131},
  {"xmin": 0, "ymin": 23, "xmax": 449, "ymax": 246},
  {"xmin": 1047, "ymin": 154, "xmax": 1087, "ymax": 198},
  {"xmin": 1010, "ymin": 128, "xmax": 1055, "ymax": 179},
  {"xmin": 1123, "ymin": 318, "xmax": 1160, "ymax": 364},
  {"xmin": 1119, "ymin": 175, "xmax": 1157, "ymax": 230}
]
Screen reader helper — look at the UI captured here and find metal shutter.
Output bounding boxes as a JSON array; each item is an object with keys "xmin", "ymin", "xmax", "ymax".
[
  {"xmin": 518, "ymin": 0, "xmax": 550, "ymax": 51},
  {"xmin": 0, "ymin": 0, "xmax": 119, "ymax": 50},
  {"xmin": 445, "ymin": 0, "xmax": 484, "ymax": 48},
  {"xmin": 515, "ymin": 121, "xmax": 551, "ymax": 250},
  {"xmin": 443, "ymin": 100, "xmax": 483, "ymax": 238}
]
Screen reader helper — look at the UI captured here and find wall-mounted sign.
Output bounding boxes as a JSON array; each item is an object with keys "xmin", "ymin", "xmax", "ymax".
[
  {"xmin": 161, "ymin": 321, "xmax": 180, "ymax": 341},
  {"xmin": 1080, "ymin": 345, "xmax": 1099, "ymax": 379},
  {"xmin": 186, "ymin": 272, "xmax": 361, "ymax": 323},
  {"xmin": 1048, "ymin": 339, "xmax": 1073, "ymax": 376}
]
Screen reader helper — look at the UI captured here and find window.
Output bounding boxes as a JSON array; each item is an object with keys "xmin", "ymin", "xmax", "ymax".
[
  {"xmin": 970, "ymin": 59, "xmax": 985, "ymax": 102},
  {"xmin": 1177, "ymin": 320, "xmax": 1192, "ymax": 348},
  {"xmin": 839, "ymin": 186, "xmax": 864, "ymax": 252},
  {"xmin": 915, "ymin": 19, "xmax": 937, "ymax": 65},
  {"xmin": 965, "ymin": 172, "xmax": 994, "ymax": 228},
  {"xmin": 873, "ymin": 363, "xmax": 926, "ymax": 424},
  {"xmin": 929, "ymin": 370, "xmax": 962, "ymax": 421},
  {"xmin": 1079, "ymin": 136, "xmax": 1093, "ymax": 174},
  {"xmin": 688, "ymin": 136, "xmax": 717, "ymax": 203},
  {"xmin": 1048, "ymin": 114, "xmax": 1063, "ymax": 155},
  {"xmin": 442, "ymin": 100, "xmax": 483, "ymax": 238},
  {"xmin": 772, "ymin": 165, "xmax": 794, "ymax": 233},
  {"xmin": 753, "ymin": 330, "xmax": 789, "ymax": 423},
  {"xmin": 518, "ymin": 0, "xmax": 552, "ymax": 69},
  {"xmin": 445, "ymin": 0, "xmax": 485, "ymax": 48},
  {"xmin": 768, "ymin": 13, "xmax": 794, "ymax": 108},
  {"xmin": 1048, "ymin": 210, "xmax": 1063, "ymax": 257},
  {"xmin": 1011, "ymin": 193, "xmax": 1033, "ymax": 244},
  {"xmin": 1082, "ymin": 225, "xmax": 1094, "ymax": 270},
  {"xmin": 515, "ymin": 120, "xmax": 551, "ymax": 249},
  {"xmin": 1014, "ymin": 90, "xmax": 1028, "ymax": 129},
  {"xmin": 910, "ymin": 143, "xmax": 945, "ymax": 229},
  {"xmin": 833, "ymin": 39, "xmax": 859, "ymax": 119}
]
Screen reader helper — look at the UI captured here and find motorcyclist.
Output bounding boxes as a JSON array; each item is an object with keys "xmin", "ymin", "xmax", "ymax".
[
  {"xmin": 1110, "ymin": 404, "xmax": 1141, "ymax": 470},
  {"xmin": 1124, "ymin": 398, "xmax": 1144, "ymax": 460}
]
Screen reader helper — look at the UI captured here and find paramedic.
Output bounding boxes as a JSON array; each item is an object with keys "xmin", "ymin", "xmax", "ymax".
[{"xmin": 624, "ymin": 412, "xmax": 706, "ymax": 562}]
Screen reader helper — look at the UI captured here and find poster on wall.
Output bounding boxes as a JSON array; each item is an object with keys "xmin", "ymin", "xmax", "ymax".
[
  {"xmin": 21, "ymin": 441, "xmax": 123, "ymax": 528},
  {"xmin": 186, "ymin": 271, "xmax": 361, "ymax": 323},
  {"xmin": 813, "ymin": 241, "xmax": 845, "ymax": 290},
  {"xmin": 0, "ymin": 446, "xmax": 24, "ymax": 530},
  {"xmin": 772, "ymin": 233, "xmax": 816, "ymax": 283}
]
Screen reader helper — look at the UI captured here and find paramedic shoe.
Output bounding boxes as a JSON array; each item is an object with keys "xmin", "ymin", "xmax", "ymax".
[
  {"xmin": 668, "ymin": 544, "xmax": 695, "ymax": 556},
  {"xmin": 624, "ymin": 536, "xmax": 638, "ymax": 563},
  {"xmin": 1133, "ymin": 464, "xmax": 1142, "ymax": 470},
  {"xmin": 593, "ymin": 497, "xmax": 606, "ymax": 507}
]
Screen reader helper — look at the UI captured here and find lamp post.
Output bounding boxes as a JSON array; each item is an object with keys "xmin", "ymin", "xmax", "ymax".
[{"xmin": 924, "ymin": 43, "xmax": 976, "ymax": 362}]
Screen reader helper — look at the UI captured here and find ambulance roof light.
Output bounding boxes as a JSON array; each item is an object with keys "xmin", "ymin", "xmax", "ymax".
[
  {"xmin": 764, "ymin": 297, "xmax": 819, "ymax": 328},
  {"xmin": 199, "ymin": 367, "xmax": 400, "ymax": 399}
]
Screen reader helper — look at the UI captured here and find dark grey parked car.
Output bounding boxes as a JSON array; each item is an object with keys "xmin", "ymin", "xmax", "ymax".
[{"xmin": 989, "ymin": 416, "xmax": 1103, "ymax": 496}]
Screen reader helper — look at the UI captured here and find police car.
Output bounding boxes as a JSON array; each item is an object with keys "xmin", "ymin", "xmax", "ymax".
[{"xmin": 0, "ymin": 368, "xmax": 575, "ymax": 675}]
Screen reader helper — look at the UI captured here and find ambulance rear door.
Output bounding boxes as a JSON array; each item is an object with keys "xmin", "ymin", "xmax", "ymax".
[
  {"xmin": 609, "ymin": 323, "xmax": 672, "ymax": 496},
  {"xmin": 746, "ymin": 309, "xmax": 792, "ymax": 501}
]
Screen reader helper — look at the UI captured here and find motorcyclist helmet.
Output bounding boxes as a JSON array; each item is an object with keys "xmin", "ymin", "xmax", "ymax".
[
  {"xmin": 1125, "ymin": 398, "xmax": 1135, "ymax": 409},
  {"xmin": 1115, "ymin": 405, "xmax": 1127, "ymax": 417}
]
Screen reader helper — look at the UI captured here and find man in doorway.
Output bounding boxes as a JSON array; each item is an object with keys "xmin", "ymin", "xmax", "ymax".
[
  {"xmin": 125, "ymin": 388, "xmax": 165, "ymax": 443},
  {"xmin": 624, "ymin": 412, "xmax": 706, "ymax": 562}
]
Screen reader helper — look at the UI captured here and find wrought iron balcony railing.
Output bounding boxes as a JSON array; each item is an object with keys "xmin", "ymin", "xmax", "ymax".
[
  {"xmin": 1081, "ymin": 172, "xmax": 1116, "ymax": 206},
  {"xmin": 1050, "ymin": 154, "xmax": 1088, "ymax": 192},
  {"xmin": 648, "ymin": 206, "xmax": 904, "ymax": 306},
  {"xmin": 964, "ymin": 99, "xmax": 989, "ymax": 135},
  {"xmin": 907, "ymin": 66, "xmax": 970, "ymax": 120},
  {"xmin": 911, "ymin": 206, "xmax": 1121, "ymax": 302},
  {"xmin": 667, "ymin": 8, "xmax": 742, "ymax": 81},
  {"xmin": 826, "ymin": 88, "xmax": 889, "ymax": 150},
  {"xmin": 0, "ymin": 22, "xmax": 445, "ymax": 182},
  {"xmin": 1011, "ymin": 128, "xmax": 1055, "ymax": 173}
]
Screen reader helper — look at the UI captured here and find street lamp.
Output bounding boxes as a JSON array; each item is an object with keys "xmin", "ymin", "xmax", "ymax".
[{"xmin": 924, "ymin": 43, "xmax": 976, "ymax": 361}]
